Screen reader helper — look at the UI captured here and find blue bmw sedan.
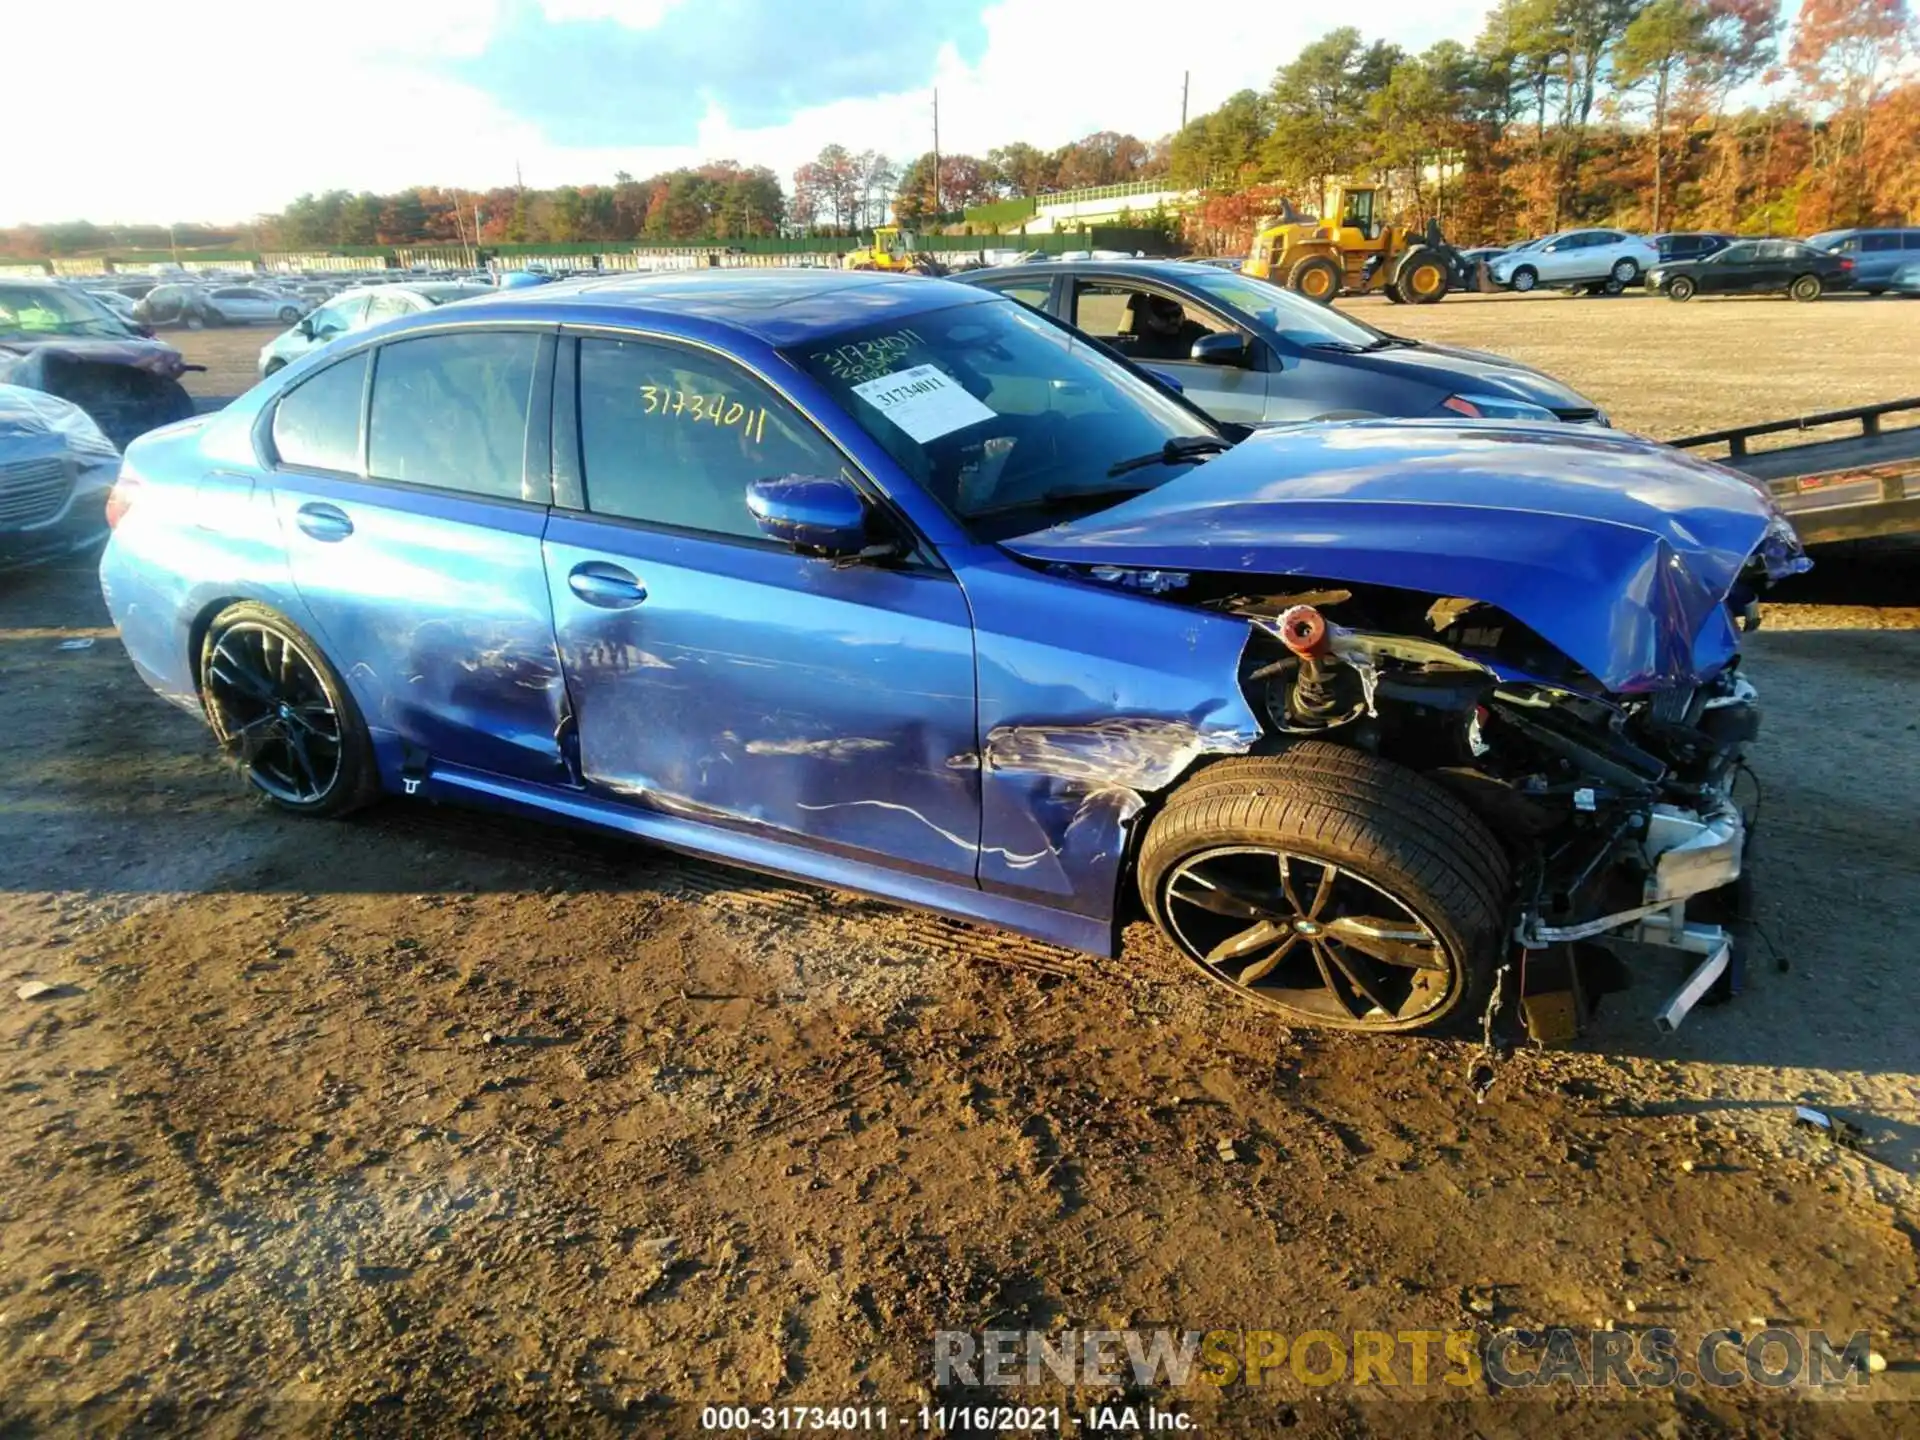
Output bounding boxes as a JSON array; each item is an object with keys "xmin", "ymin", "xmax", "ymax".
[{"xmin": 102, "ymin": 271, "xmax": 1804, "ymax": 1034}]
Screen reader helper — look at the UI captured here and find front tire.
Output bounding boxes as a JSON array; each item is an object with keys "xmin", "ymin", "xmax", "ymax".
[
  {"xmin": 1790, "ymin": 274, "xmax": 1823, "ymax": 302},
  {"xmin": 1508, "ymin": 265, "xmax": 1537, "ymax": 293},
  {"xmin": 1667, "ymin": 276, "xmax": 1696, "ymax": 301},
  {"xmin": 1394, "ymin": 247, "xmax": 1450, "ymax": 304},
  {"xmin": 1138, "ymin": 744, "xmax": 1510, "ymax": 1034},
  {"xmin": 199, "ymin": 603, "xmax": 379, "ymax": 817},
  {"xmin": 279, "ymin": 306, "xmax": 301, "ymax": 323},
  {"xmin": 1287, "ymin": 255, "xmax": 1343, "ymax": 305}
]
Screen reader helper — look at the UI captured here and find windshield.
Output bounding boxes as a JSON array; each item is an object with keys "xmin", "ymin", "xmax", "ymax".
[
  {"xmin": 790, "ymin": 298, "xmax": 1222, "ymax": 538},
  {"xmin": 1175, "ymin": 266, "xmax": 1386, "ymax": 348},
  {"xmin": 0, "ymin": 284, "xmax": 135, "ymax": 339}
]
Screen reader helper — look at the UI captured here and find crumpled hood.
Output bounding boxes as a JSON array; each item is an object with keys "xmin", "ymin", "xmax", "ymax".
[
  {"xmin": 1002, "ymin": 420, "xmax": 1809, "ymax": 693},
  {"xmin": 1354, "ymin": 340, "xmax": 1598, "ymax": 415},
  {"xmin": 0, "ymin": 335, "xmax": 188, "ymax": 380}
]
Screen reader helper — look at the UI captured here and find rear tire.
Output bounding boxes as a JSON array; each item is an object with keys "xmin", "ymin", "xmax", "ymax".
[
  {"xmin": 1287, "ymin": 255, "xmax": 1343, "ymax": 305},
  {"xmin": 1610, "ymin": 256, "xmax": 1640, "ymax": 285},
  {"xmin": 1138, "ymin": 744, "xmax": 1510, "ymax": 1034},
  {"xmin": 1790, "ymin": 274, "xmax": 1823, "ymax": 302},
  {"xmin": 1382, "ymin": 281, "xmax": 1405, "ymax": 304},
  {"xmin": 199, "ymin": 603, "xmax": 380, "ymax": 818}
]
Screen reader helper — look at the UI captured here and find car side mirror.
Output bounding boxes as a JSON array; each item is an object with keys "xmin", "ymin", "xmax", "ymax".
[
  {"xmin": 746, "ymin": 473, "xmax": 875, "ymax": 558},
  {"xmin": 1189, "ymin": 332, "xmax": 1247, "ymax": 367}
]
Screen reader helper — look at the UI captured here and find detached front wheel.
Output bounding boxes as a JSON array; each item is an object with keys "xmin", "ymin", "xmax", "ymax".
[{"xmin": 1138, "ymin": 744, "xmax": 1510, "ymax": 1033}]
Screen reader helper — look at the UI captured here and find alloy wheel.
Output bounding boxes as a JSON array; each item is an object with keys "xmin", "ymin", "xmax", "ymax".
[
  {"xmin": 1162, "ymin": 845, "xmax": 1459, "ymax": 1029},
  {"xmin": 203, "ymin": 622, "xmax": 344, "ymax": 805}
]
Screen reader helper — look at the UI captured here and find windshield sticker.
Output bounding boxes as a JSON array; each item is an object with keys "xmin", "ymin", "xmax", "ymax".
[
  {"xmin": 818, "ymin": 328, "xmax": 924, "ymax": 384},
  {"xmin": 850, "ymin": 365, "xmax": 995, "ymax": 444}
]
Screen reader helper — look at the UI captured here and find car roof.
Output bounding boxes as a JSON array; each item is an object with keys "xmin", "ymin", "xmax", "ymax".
[
  {"xmin": 957, "ymin": 258, "xmax": 1203, "ymax": 286},
  {"xmin": 465, "ymin": 269, "xmax": 992, "ymax": 347}
]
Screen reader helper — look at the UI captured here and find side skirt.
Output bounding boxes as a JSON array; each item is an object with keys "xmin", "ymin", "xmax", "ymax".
[{"xmin": 403, "ymin": 756, "xmax": 1121, "ymax": 960}]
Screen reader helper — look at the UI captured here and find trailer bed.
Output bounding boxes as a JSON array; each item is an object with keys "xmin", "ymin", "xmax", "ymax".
[{"xmin": 1668, "ymin": 397, "xmax": 1920, "ymax": 546}]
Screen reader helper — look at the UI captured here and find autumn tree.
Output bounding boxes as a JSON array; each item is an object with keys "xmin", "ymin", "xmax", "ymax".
[{"xmin": 1789, "ymin": 0, "xmax": 1916, "ymax": 225}]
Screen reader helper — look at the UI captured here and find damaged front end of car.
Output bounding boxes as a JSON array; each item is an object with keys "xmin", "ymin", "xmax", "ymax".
[{"xmin": 1005, "ymin": 421, "xmax": 1811, "ymax": 1032}]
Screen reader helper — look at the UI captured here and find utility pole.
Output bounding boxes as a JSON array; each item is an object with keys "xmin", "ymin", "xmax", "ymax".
[
  {"xmin": 932, "ymin": 88, "xmax": 941, "ymax": 217},
  {"xmin": 1181, "ymin": 71, "xmax": 1189, "ymax": 130}
]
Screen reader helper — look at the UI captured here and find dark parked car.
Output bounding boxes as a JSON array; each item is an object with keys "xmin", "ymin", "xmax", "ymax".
[
  {"xmin": 958, "ymin": 259, "xmax": 1605, "ymax": 425},
  {"xmin": 1804, "ymin": 228, "xmax": 1920, "ymax": 293},
  {"xmin": 0, "ymin": 280, "xmax": 197, "ymax": 448},
  {"xmin": 1654, "ymin": 232, "xmax": 1734, "ymax": 263},
  {"xmin": 1647, "ymin": 239, "xmax": 1854, "ymax": 302},
  {"xmin": 101, "ymin": 270, "xmax": 1805, "ymax": 1034}
]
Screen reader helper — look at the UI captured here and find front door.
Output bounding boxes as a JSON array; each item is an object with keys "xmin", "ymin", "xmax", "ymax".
[
  {"xmin": 1066, "ymin": 278, "xmax": 1269, "ymax": 424},
  {"xmin": 268, "ymin": 328, "xmax": 571, "ymax": 786},
  {"xmin": 543, "ymin": 332, "xmax": 981, "ymax": 884}
]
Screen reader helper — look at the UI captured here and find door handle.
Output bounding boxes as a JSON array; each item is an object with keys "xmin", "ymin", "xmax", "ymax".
[
  {"xmin": 295, "ymin": 501, "xmax": 353, "ymax": 542},
  {"xmin": 567, "ymin": 561, "xmax": 648, "ymax": 609}
]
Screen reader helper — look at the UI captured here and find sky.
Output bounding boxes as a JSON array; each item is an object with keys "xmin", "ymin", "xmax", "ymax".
[{"xmin": 10, "ymin": 0, "xmax": 1512, "ymax": 226}]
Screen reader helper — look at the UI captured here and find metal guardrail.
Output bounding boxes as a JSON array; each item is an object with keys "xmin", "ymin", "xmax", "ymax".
[{"xmin": 1667, "ymin": 396, "xmax": 1920, "ymax": 458}]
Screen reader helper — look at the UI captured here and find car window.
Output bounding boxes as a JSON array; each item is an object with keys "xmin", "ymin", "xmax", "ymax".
[
  {"xmin": 367, "ymin": 292, "xmax": 417, "ymax": 321},
  {"xmin": 1172, "ymin": 265, "xmax": 1387, "ymax": 350},
  {"xmin": 1716, "ymin": 243, "xmax": 1758, "ymax": 264},
  {"xmin": 575, "ymin": 336, "xmax": 846, "ymax": 541},
  {"xmin": 367, "ymin": 331, "xmax": 539, "ymax": 500},
  {"xmin": 310, "ymin": 294, "xmax": 371, "ymax": 337},
  {"xmin": 1904, "ymin": 232, "xmax": 1920, "ymax": 250},
  {"xmin": 986, "ymin": 280, "xmax": 1052, "ymax": 312},
  {"xmin": 1070, "ymin": 281, "xmax": 1238, "ymax": 363},
  {"xmin": 1861, "ymin": 234, "xmax": 1901, "ymax": 253},
  {"xmin": 272, "ymin": 351, "xmax": 368, "ymax": 473}
]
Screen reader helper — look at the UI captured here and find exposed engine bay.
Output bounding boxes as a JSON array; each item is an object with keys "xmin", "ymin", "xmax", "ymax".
[{"xmin": 1081, "ymin": 552, "xmax": 1786, "ymax": 1033}]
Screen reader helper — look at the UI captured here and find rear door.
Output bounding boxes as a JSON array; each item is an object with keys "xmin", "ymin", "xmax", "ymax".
[
  {"xmin": 542, "ymin": 331, "xmax": 981, "ymax": 885},
  {"xmin": 1064, "ymin": 276, "xmax": 1269, "ymax": 424},
  {"xmin": 268, "ymin": 326, "xmax": 571, "ymax": 786}
]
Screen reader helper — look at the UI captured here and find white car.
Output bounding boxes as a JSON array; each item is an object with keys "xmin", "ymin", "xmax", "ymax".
[
  {"xmin": 256, "ymin": 282, "xmax": 494, "ymax": 377},
  {"xmin": 201, "ymin": 286, "xmax": 310, "ymax": 325},
  {"xmin": 0, "ymin": 383, "xmax": 120, "ymax": 562},
  {"xmin": 1488, "ymin": 229, "xmax": 1658, "ymax": 294}
]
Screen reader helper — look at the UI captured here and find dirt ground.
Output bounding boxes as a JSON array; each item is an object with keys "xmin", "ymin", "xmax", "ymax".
[{"xmin": 3, "ymin": 303, "xmax": 1918, "ymax": 1437}]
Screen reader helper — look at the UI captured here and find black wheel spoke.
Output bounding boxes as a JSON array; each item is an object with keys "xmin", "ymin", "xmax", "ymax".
[
  {"xmin": 1320, "ymin": 939, "xmax": 1395, "ymax": 1016},
  {"xmin": 1236, "ymin": 933, "xmax": 1299, "ymax": 986},
  {"xmin": 204, "ymin": 621, "xmax": 342, "ymax": 806},
  {"xmin": 1309, "ymin": 943, "xmax": 1359, "ymax": 1018},
  {"xmin": 1171, "ymin": 873, "xmax": 1280, "ymax": 921},
  {"xmin": 1203, "ymin": 918, "xmax": 1288, "ymax": 967},
  {"xmin": 1322, "ymin": 915, "xmax": 1445, "ymax": 971},
  {"xmin": 1163, "ymin": 846, "xmax": 1458, "ymax": 1031}
]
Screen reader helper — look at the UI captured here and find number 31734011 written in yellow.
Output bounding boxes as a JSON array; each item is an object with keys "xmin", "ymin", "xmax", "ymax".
[{"xmin": 640, "ymin": 385, "xmax": 768, "ymax": 443}]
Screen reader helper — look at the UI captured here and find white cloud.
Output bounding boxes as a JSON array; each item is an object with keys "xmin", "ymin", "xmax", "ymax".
[{"xmin": 4, "ymin": 0, "xmax": 1492, "ymax": 226}]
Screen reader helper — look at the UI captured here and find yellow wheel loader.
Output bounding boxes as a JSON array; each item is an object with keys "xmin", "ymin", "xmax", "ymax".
[
  {"xmin": 844, "ymin": 225, "xmax": 946, "ymax": 275},
  {"xmin": 1242, "ymin": 184, "xmax": 1456, "ymax": 306}
]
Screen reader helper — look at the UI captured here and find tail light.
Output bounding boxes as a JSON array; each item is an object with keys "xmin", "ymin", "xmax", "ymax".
[
  {"xmin": 1840, "ymin": 257, "xmax": 1855, "ymax": 271},
  {"xmin": 105, "ymin": 475, "xmax": 142, "ymax": 529}
]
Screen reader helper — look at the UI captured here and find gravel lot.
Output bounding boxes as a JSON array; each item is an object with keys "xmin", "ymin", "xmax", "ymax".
[{"xmin": 2, "ymin": 295, "xmax": 1916, "ymax": 1436}]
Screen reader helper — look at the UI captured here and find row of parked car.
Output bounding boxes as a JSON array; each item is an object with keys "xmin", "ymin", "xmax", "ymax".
[{"xmin": 1470, "ymin": 225, "xmax": 1920, "ymax": 301}]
